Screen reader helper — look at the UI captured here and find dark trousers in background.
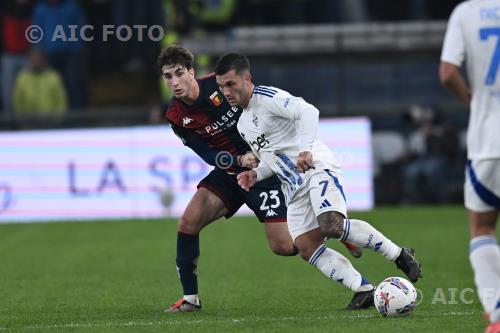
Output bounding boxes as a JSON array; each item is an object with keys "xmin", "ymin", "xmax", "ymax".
[{"xmin": 47, "ymin": 50, "xmax": 88, "ymax": 110}]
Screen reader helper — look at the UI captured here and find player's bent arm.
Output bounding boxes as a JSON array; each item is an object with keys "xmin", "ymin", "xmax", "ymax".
[
  {"xmin": 439, "ymin": 61, "xmax": 471, "ymax": 106},
  {"xmin": 296, "ymin": 104, "xmax": 319, "ymax": 152}
]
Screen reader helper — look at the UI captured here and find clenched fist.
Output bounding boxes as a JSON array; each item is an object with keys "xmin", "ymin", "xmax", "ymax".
[
  {"xmin": 296, "ymin": 151, "xmax": 315, "ymax": 173},
  {"xmin": 237, "ymin": 170, "xmax": 257, "ymax": 191}
]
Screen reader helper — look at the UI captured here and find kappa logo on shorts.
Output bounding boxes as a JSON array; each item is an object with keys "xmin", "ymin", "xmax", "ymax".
[{"xmin": 265, "ymin": 209, "xmax": 278, "ymax": 217}]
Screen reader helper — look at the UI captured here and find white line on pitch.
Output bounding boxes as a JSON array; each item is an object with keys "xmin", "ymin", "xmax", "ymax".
[{"xmin": 12, "ymin": 311, "xmax": 477, "ymax": 331}]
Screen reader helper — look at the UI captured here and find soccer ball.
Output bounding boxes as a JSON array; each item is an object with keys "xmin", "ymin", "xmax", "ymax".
[{"xmin": 374, "ymin": 277, "xmax": 417, "ymax": 317}]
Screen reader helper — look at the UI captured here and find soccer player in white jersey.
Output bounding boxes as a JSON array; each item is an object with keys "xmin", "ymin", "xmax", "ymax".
[
  {"xmin": 214, "ymin": 52, "xmax": 422, "ymax": 309},
  {"xmin": 440, "ymin": 1, "xmax": 500, "ymax": 331}
]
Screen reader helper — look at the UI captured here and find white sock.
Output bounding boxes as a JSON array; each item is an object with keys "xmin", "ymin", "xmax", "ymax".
[
  {"xmin": 183, "ymin": 294, "xmax": 200, "ymax": 305},
  {"xmin": 308, "ymin": 244, "xmax": 374, "ymax": 293},
  {"xmin": 469, "ymin": 236, "xmax": 500, "ymax": 321},
  {"xmin": 340, "ymin": 218, "xmax": 401, "ymax": 261}
]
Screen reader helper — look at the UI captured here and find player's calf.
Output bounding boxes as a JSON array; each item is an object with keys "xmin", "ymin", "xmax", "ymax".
[{"xmin": 264, "ymin": 221, "xmax": 299, "ymax": 256}]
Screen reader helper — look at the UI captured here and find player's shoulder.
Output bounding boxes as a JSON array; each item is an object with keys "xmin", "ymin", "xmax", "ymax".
[
  {"xmin": 253, "ymin": 85, "xmax": 291, "ymax": 100},
  {"xmin": 450, "ymin": 0, "xmax": 474, "ymax": 18},
  {"xmin": 165, "ymin": 98, "xmax": 185, "ymax": 126},
  {"xmin": 197, "ymin": 72, "xmax": 217, "ymax": 91}
]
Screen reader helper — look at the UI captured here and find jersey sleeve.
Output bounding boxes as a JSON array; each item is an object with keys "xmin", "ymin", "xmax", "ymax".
[
  {"xmin": 253, "ymin": 161, "xmax": 275, "ymax": 182},
  {"xmin": 168, "ymin": 122, "xmax": 240, "ymax": 168},
  {"xmin": 268, "ymin": 90, "xmax": 319, "ymax": 151},
  {"xmin": 441, "ymin": 4, "xmax": 465, "ymax": 66}
]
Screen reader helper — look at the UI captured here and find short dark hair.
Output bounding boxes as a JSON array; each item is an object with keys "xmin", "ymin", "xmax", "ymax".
[
  {"xmin": 214, "ymin": 52, "xmax": 250, "ymax": 76},
  {"xmin": 157, "ymin": 45, "xmax": 194, "ymax": 72}
]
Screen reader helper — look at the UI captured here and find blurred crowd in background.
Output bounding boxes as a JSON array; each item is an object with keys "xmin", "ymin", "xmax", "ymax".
[{"xmin": 0, "ymin": 0, "xmax": 467, "ymax": 205}]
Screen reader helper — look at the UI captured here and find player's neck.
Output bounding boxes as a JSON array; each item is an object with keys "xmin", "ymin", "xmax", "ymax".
[
  {"xmin": 241, "ymin": 83, "xmax": 254, "ymax": 109},
  {"xmin": 180, "ymin": 80, "xmax": 200, "ymax": 106}
]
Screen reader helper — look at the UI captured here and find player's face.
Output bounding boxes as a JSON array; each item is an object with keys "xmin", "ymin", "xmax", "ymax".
[
  {"xmin": 162, "ymin": 64, "xmax": 195, "ymax": 99},
  {"xmin": 216, "ymin": 70, "xmax": 252, "ymax": 108}
]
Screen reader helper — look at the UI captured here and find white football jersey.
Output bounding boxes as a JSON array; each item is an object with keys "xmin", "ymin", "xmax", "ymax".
[
  {"xmin": 441, "ymin": 0, "xmax": 500, "ymax": 159},
  {"xmin": 237, "ymin": 85, "xmax": 341, "ymax": 201}
]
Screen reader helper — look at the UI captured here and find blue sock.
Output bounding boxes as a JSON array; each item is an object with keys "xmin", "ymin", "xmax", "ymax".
[{"xmin": 176, "ymin": 232, "xmax": 200, "ymax": 295}]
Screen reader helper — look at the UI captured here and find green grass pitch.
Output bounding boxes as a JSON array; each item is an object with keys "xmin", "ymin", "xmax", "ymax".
[{"xmin": 0, "ymin": 206, "xmax": 494, "ymax": 332}]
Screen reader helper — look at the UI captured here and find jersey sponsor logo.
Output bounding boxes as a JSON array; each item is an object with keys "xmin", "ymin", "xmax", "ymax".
[
  {"xmin": 204, "ymin": 108, "xmax": 239, "ymax": 135},
  {"xmin": 265, "ymin": 209, "xmax": 277, "ymax": 217},
  {"xmin": 210, "ymin": 91, "xmax": 223, "ymax": 106},
  {"xmin": 249, "ymin": 133, "xmax": 269, "ymax": 152},
  {"xmin": 283, "ymin": 97, "xmax": 290, "ymax": 108},
  {"xmin": 182, "ymin": 117, "xmax": 194, "ymax": 126}
]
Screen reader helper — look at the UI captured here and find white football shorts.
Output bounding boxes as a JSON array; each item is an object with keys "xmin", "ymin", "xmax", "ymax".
[
  {"xmin": 464, "ymin": 159, "xmax": 500, "ymax": 213},
  {"xmin": 286, "ymin": 168, "xmax": 348, "ymax": 242}
]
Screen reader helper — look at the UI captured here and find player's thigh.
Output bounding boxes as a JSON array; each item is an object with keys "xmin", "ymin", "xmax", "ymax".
[
  {"xmin": 308, "ymin": 169, "xmax": 347, "ymax": 219},
  {"xmin": 464, "ymin": 159, "xmax": 500, "ymax": 235},
  {"xmin": 243, "ymin": 176, "xmax": 293, "ymax": 254},
  {"xmin": 263, "ymin": 222, "xmax": 296, "ymax": 256},
  {"xmin": 179, "ymin": 187, "xmax": 228, "ymax": 234},
  {"xmin": 287, "ymin": 190, "xmax": 319, "ymax": 246}
]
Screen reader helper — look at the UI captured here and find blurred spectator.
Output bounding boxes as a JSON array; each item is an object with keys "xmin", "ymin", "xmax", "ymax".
[
  {"xmin": 112, "ymin": 0, "xmax": 163, "ymax": 72},
  {"xmin": 402, "ymin": 105, "xmax": 460, "ymax": 203},
  {"xmin": 12, "ymin": 48, "xmax": 67, "ymax": 126},
  {"xmin": 1, "ymin": 0, "xmax": 34, "ymax": 114},
  {"xmin": 199, "ymin": 0, "xmax": 236, "ymax": 31},
  {"xmin": 79, "ymin": 0, "xmax": 113, "ymax": 73},
  {"xmin": 33, "ymin": 0, "xmax": 87, "ymax": 109}
]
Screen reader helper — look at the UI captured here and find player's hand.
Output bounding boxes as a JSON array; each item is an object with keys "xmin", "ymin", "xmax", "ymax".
[
  {"xmin": 296, "ymin": 151, "xmax": 315, "ymax": 173},
  {"xmin": 238, "ymin": 151, "xmax": 259, "ymax": 169},
  {"xmin": 237, "ymin": 170, "xmax": 257, "ymax": 192}
]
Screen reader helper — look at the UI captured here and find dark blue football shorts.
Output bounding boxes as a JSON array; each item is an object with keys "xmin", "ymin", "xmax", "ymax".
[{"xmin": 197, "ymin": 167, "xmax": 287, "ymax": 223}]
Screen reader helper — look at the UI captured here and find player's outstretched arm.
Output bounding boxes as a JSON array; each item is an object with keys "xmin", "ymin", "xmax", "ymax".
[{"xmin": 237, "ymin": 170, "xmax": 257, "ymax": 192}]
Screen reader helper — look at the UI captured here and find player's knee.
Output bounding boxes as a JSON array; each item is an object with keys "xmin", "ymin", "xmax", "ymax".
[
  {"xmin": 177, "ymin": 215, "xmax": 203, "ymax": 235},
  {"xmin": 270, "ymin": 241, "xmax": 298, "ymax": 256},
  {"xmin": 317, "ymin": 211, "xmax": 345, "ymax": 239}
]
